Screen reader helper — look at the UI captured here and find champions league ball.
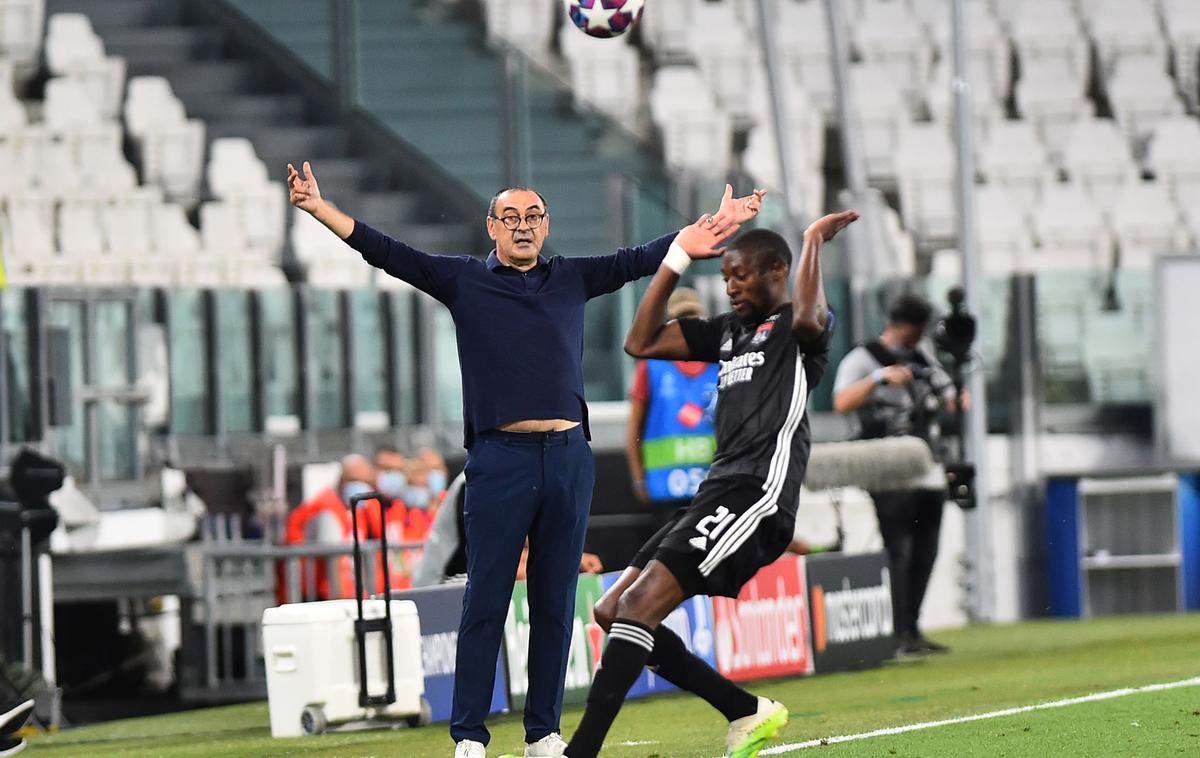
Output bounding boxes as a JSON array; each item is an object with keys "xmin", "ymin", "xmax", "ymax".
[{"xmin": 564, "ymin": 0, "xmax": 645, "ymax": 39}]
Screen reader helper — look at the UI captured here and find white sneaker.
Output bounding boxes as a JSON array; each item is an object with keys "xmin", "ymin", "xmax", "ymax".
[
  {"xmin": 454, "ymin": 739, "xmax": 487, "ymax": 758},
  {"xmin": 524, "ymin": 732, "xmax": 568, "ymax": 757},
  {"xmin": 725, "ymin": 696, "xmax": 788, "ymax": 758}
]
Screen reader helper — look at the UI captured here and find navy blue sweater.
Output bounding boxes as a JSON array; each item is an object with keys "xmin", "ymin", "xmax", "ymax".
[{"xmin": 345, "ymin": 221, "xmax": 678, "ymax": 447}]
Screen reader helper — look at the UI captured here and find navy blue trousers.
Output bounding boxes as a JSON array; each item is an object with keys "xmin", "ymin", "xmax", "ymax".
[{"xmin": 451, "ymin": 427, "xmax": 594, "ymax": 746}]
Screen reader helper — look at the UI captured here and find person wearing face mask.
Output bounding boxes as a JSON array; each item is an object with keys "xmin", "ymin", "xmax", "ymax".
[
  {"xmin": 281, "ymin": 454, "xmax": 378, "ymax": 602},
  {"xmin": 832, "ymin": 294, "xmax": 963, "ymax": 657},
  {"xmin": 375, "ymin": 445, "xmax": 409, "ymax": 502},
  {"xmin": 416, "ymin": 447, "xmax": 450, "ymax": 503}
]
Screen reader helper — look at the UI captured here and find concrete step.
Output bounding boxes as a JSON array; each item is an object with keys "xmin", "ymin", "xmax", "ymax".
[
  {"xmin": 358, "ymin": 191, "xmax": 423, "ymax": 226},
  {"xmin": 208, "ymin": 124, "xmax": 350, "ymax": 160},
  {"xmin": 182, "ymin": 93, "xmax": 308, "ymax": 126},
  {"xmin": 99, "ymin": 26, "xmax": 226, "ymax": 64},
  {"xmin": 128, "ymin": 60, "xmax": 264, "ymax": 95},
  {"xmin": 46, "ymin": 0, "xmax": 183, "ymax": 29}
]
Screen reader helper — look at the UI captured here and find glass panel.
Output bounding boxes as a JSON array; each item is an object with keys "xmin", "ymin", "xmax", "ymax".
[
  {"xmin": 45, "ymin": 301, "xmax": 86, "ymax": 472},
  {"xmin": 259, "ymin": 289, "xmax": 299, "ymax": 421},
  {"xmin": 98, "ymin": 400, "xmax": 135, "ymax": 481},
  {"xmin": 215, "ymin": 290, "xmax": 255, "ymax": 433},
  {"xmin": 94, "ymin": 300, "xmax": 131, "ymax": 386},
  {"xmin": 433, "ymin": 307, "xmax": 463, "ymax": 424},
  {"xmin": 1034, "ymin": 270, "xmax": 1152, "ymax": 406},
  {"xmin": 308, "ymin": 289, "xmax": 346, "ymax": 430},
  {"xmin": 389, "ymin": 290, "xmax": 418, "ymax": 426},
  {"xmin": 2, "ymin": 290, "xmax": 33, "ymax": 442},
  {"xmin": 348, "ymin": 289, "xmax": 388, "ymax": 417},
  {"xmin": 167, "ymin": 289, "xmax": 210, "ymax": 435}
]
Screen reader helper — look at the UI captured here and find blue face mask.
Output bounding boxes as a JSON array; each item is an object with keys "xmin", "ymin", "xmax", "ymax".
[
  {"xmin": 405, "ymin": 486, "xmax": 432, "ymax": 510},
  {"xmin": 377, "ymin": 470, "xmax": 408, "ymax": 497},
  {"xmin": 426, "ymin": 470, "xmax": 447, "ymax": 494},
  {"xmin": 341, "ymin": 480, "xmax": 373, "ymax": 505}
]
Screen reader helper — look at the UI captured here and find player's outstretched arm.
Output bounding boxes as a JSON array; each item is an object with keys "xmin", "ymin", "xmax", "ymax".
[
  {"xmin": 624, "ymin": 214, "xmax": 737, "ymax": 359},
  {"xmin": 791, "ymin": 210, "xmax": 859, "ymax": 340},
  {"xmin": 287, "ymin": 161, "xmax": 354, "ymax": 239}
]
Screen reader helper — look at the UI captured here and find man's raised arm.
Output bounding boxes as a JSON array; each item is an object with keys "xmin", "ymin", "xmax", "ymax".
[
  {"xmin": 624, "ymin": 215, "xmax": 736, "ymax": 360},
  {"xmin": 287, "ymin": 161, "xmax": 458, "ymax": 299},
  {"xmin": 790, "ymin": 210, "xmax": 859, "ymax": 341}
]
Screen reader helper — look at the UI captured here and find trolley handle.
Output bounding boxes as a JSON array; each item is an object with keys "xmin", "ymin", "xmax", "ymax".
[{"xmin": 346, "ymin": 491, "xmax": 398, "ymax": 708}]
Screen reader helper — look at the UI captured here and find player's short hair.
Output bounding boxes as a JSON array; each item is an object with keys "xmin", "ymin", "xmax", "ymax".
[
  {"xmin": 731, "ymin": 228, "xmax": 791, "ymax": 273},
  {"xmin": 489, "ymin": 187, "xmax": 549, "ymax": 217},
  {"xmin": 374, "ymin": 444, "xmax": 402, "ymax": 458},
  {"xmin": 887, "ymin": 293, "xmax": 932, "ymax": 326}
]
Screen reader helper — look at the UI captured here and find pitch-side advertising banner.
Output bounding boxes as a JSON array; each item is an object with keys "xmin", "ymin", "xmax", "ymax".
[
  {"xmin": 392, "ymin": 583, "xmax": 509, "ymax": 722},
  {"xmin": 712, "ymin": 555, "xmax": 814, "ymax": 681},
  {"xmin": 805, "ymin": 551, "xmax": 896, "ymax": 673}
]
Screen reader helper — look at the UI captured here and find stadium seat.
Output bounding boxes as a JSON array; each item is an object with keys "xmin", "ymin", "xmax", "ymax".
[
  {"xmin": 776, "ymin": 0, "xmax": 837, "ymax": 119},
  {"xmin": 745, "ymin": 71, "xmax": 824, "ymax": 171},
  {"xmin": 44, "ymin": 76, "xmax": 103, "ymax": 128},
  {"xmin": 1161, "ymin": 0, "xmax": 1200, "ymax": 111},
  {"xmin": 103, "ymin": 189, "xmax": 160, "ymax": 257},
  {"xmin": 1015, "ymin": 59, "xmax": 1094, "ymax": 161},
  {"xmin": 978, "ymin": 120, "xmax": 1055, "ymax": 217},
  {"xmin": 152, "ymin": 203, "xmax": 201, "ymax": 254},
  {"xmin": 1010, "ymin": 1, "xmax": 1090, "ymax": 87},
  {"xmin": 0, "ymin": 65, "xmax": 26, "ymax": 129},
  {"xmin": 1147, "ymin": 116, "xmax": 1200, "ymax": 213},
  {"xmin": 558, "ymin": 19, "xmax": 640, "ymax": 124},
  {"xmin": 893, "ymin": 124, "xmax": 956, "ymax": 245},
  {"xmin": 201, "ymin": 200, "xmax": 250, "ymax": 257},
  {"xmin": 1061, "ymin": 118, "xmax": 1139, "ymax": 214},
  {"xmin": 638, "ymin": 0, "xmax": 698, "ymax": 63},
  {"xmin": 1105, "ymin": 57, "xmax": 1185, "ymax": 147},
  {"xmin": 1084, "ymin": 0, "xmax": 1168, "ymax": 81},
  {"xmin": 1109, "ymin": 180, "xmax": 1192, "ymax": 268},
  {"xmin": 207, "ymin": 138, "xmax": 269, "ymax": 197},
  {"xmin": 742, "ymin": 124, "xmax": 824, "ymax": 221},
  {"xmin": 57, "ymin": 197, "xmax": 106, "ymax": 258},
  {"xmin": 849, "ymin": 63, "xmax": 913, "ymax": 184},
  {"xmin": 1032, "ymin": 181, "xmax": 1114, "ymax": 272},
  {"xmin": 972, "ymin": 184, "xmax": 1034, "ymax": 274},
  {"xmin": 4, "ymin": 193, "xmax": 54, "ymax": 260},
  {"xmin": 44, "ymin": 13, "xmax": 125, "ymax": 118},
  {"xmin": 649, "ymin": 66, "xmax": 733, "ymax": 176},
  {"xmin": 0, "ymin": 0, "xmax": 46, "ymax": 75},
  {"xmin": 137, "ymin": 121, "xmax": 207, "ymax": 206},
  {"xmin": 690, "ymin": 5, "xmax": 758, "ymax": 123},
  {"xmin": 925, "ymin": 60, "xmax": 1005, "ymax": 141},
  {"xmin": 931, "ymin": 1, "xmax": 1012, "ymax": 105},
  {"xmin": 480, "ymin": 0, "xmax": 555, "ymax": 60},
  {"xmin": 854, "ymin": 0, "xmax": 932, "ymax": 111}
]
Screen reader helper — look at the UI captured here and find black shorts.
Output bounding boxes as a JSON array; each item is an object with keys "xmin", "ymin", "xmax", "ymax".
[{"xmin": 629, "ymin": 475, "xmax": 795, "ymax": 598}]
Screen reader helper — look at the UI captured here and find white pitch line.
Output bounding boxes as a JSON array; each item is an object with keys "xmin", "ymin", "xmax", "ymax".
[{"xmin": 726, "ymin": 676, "xmax": 1200, "ymax": 756}]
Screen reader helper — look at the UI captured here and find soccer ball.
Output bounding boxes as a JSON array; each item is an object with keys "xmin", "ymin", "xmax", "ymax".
[{"xmin": 564, "ymin": 0, "xmax": 645, "ymax": 39}]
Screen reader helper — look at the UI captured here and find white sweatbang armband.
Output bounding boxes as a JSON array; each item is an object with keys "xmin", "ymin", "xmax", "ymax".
[{"xmin": 662, "ymin": 241, "xmax": 691, "ymax": 275}]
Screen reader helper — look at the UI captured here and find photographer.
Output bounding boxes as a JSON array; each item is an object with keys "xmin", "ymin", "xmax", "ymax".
[{"xmin": 832, "ymin": 294, "xmax": 963, "ymax": 656}]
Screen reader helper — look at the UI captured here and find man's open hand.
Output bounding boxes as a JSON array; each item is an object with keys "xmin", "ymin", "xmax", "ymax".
[
  {"xmin": 806, "ymin": 210, "xmax": 860, "ymax": 242},
  {"xmin": 677, "ymin": 213, "xmax": 740, "ymax": 260},
  {"xmin": 708, "ymin": 184, "xmax": 767, "ymax": 229},
  {"xmin": 287, "ymin": 161, "xmax": 323, "ymax": 214}
]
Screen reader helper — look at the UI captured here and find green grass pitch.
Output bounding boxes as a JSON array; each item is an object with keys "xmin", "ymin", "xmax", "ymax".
[{"xmin": 31, "ymin": 614, "xmax": 1200, "ymax": 757}]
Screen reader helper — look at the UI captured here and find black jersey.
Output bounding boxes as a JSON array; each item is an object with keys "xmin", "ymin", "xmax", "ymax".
[{"xmin": 678, "ymin": 303, "xmax": 832, "ymax": 516}]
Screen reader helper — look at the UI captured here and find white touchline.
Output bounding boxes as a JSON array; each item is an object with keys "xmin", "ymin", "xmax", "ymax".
[{"xmin": 711, "ymin": 676, "xmax": 1200, "ymax": 757}]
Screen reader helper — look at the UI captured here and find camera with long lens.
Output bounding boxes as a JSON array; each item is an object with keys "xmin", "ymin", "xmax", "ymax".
[{"xmin": 933, "ymin": 287, "xmax": 978, "ymax": 510}]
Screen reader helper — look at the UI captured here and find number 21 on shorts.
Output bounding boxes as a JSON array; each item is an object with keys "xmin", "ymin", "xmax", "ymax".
[{"xmin": 689, "ymin": 505, "xmax": 736, "ymax": 551}]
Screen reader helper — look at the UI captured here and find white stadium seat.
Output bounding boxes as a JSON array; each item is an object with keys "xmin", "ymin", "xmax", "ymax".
[
  {"xmin": 1061, "ymin": 118, "xmax": 1140, "ymax": 214},
  {"xmin": 102, "ymin": 189, "xmax": 160, "ymax": 257},
  {"xmin": 1084, "ymin": 0, "xmax": 1168, "ymax": 81},
  {"xmin": 854, "ymin": 0, "xmax": 932, "ymax": 110},
  {"xmin": 978, "ymin": 120, "xmax": 1055, "ymax": 217},
  {"xmin": 0, "ymin": 0, "xmax": 47, "ymax": 75},
  {"xmin": 1015, "ymin": 59, "xmax": 1094, "ymax": 161},
  {"xmin": 690, "ymin": 5, "xmax": 758, "ymax": 123},
  {"xmin": 1105, "ymin": 57, "xmax": 1185, "ymax": 147},
  {"xmin": 1147, "ymin": 116, "xmax": 1200, "ymax": 213},
  {"xmin": 745, "ymin": 71, "xmax": 824, "ymax": 172},
  {"xmin": 1032, "ymin": 182, "xmax": 1114, "ymax": 272},
  {"xmin": 849, "ymin": 63, "xmax": 913, "ymax": 184},
  {"xmin": 1161, "ymin": 0, "xmax": 1200, "ymax": 111},
  {"xmin": 44, "ymin": 76, "xmax": 103, "ymax": 128},
  {"xmin": 925, "ymin": 60, "xmax": 1005, "ymax": 141},
  {"xmin": 1109, "ymin": 180, "xmax": 1192, "ymax": 268},
  {"xmin": 152, "ymin": 203, "xmax": 201, "ymax": 254},
  {"xmin": 44, "ymin": 13, "xmax": 124, "ymax": 117},
  {"xmin": 893, "ymin": 124, "xmax": 956, "ymax": 245},
  {"xmin": 776, "ymin": 0, "xmax": 837, "ymax": 119},
  {"xmin": 4, "ymin": 193, "xmax": 55, "ymax": 260},
  {"xmin": 480, "ymin": 0, "xmax": 554, "ymax": 60},
  {"xmin": 975, "ymin": 184, "xmax": 1035, "ymax": 274},
  {"xmin": 1010, "ymin": 1, "xmax": 1090, "ymax": 86},
  {"xmin": 57, "ymin": 197, "xmax": 106, "ymax": 258},
  {"xmin": 932, "ymin": 1, "xmax": 1012, "ymax": 105},
  {"xmin": 742, "ymin": 124, "xmax": 824, "ymax": 222},
  {"xmin": 559, "ymin": 20, "xmax": 640, "ymax": 124},
  {"xmin": 650, "ymin": 66, "xmax": 733, "ymax": 176},
  {"xmin": 638, "ymin": 0, "xmax": 698, "ymax": 63}
]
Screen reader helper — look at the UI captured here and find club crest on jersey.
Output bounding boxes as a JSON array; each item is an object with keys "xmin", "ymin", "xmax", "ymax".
[{"xmin": 750, "ymin": 320, "xmax": 774, "ymax": 346}]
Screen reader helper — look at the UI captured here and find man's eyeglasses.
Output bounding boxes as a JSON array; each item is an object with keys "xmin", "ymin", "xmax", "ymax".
[{"xmin": 491, "ymin": 211, "xmax": 547, "ymax": 231}]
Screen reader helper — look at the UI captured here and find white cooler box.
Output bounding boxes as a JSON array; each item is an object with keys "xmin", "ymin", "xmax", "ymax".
[{"xmin": 262, "ymin": 599, "xmax": 428, "ymax": 737}]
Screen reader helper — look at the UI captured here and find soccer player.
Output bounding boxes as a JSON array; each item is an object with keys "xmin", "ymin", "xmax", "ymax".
[{"xmin": 552, "ymin": 210, "xmax": 859, "ymax": 758}]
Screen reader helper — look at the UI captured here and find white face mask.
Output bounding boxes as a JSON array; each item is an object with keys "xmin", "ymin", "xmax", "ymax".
[
  {"xmin": 405, "ymin": 486, "xmax": 432, "ymax": 510},
  {"xmin": 341, "ymin": 480, "xmax": 373, "ymax": 505},
  {"xmin": 426, "ymin": 470, "xmax": 447, "ymax": 493},
  {"xmin": 377, "ymin": 470, "xmax": 408, "ymax": 497}
]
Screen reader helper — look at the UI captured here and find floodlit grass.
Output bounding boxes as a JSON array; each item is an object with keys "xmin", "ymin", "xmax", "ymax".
[{"xmin": 31, "ymin": 613, "xmax": 1200, "ymax": 757}]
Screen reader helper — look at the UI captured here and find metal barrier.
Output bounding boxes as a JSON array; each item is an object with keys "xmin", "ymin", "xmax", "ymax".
[{"xmin": 191, "ymin": 540, "xmax": 425, "ymax": 699}]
